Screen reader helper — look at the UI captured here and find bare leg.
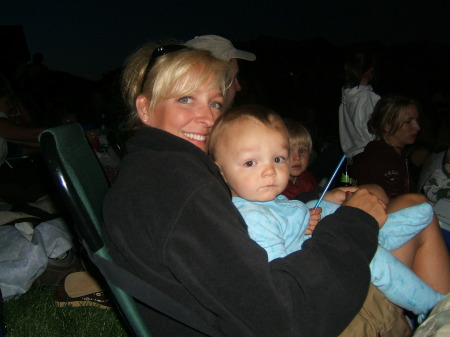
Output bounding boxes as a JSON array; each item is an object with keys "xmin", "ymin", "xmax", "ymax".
[{"xmin": 387, "ymin": 193, "xmax": 450, "ymax": 294}]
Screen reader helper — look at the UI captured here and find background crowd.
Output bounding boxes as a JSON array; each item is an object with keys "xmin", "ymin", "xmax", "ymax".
[
  {"xmin": 2, "ymin": 26, "xmax": 450, "ymax": 263},
  {"xmin": 1, "ymin": 27, "xmax": 449, "ymax": 255}
]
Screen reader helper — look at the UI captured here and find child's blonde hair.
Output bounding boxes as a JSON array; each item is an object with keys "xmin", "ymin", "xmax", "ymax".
[{"xmin": 284, "ymin": 118, "xmax": 313, "ymax": 152}]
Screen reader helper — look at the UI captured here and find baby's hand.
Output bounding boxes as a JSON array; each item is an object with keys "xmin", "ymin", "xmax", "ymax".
[{"xmin": 306, "ymin": 207, "xmax": 322, "ymax": 235}]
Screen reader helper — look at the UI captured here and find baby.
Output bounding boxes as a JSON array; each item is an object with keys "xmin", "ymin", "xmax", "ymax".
[{"xmin": 208, "ymin": 104, "xmax": 444, "ymax": 319}]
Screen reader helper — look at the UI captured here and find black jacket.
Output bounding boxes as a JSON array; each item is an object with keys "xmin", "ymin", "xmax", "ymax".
[{"xmin": 102, "ymin": 127, "xmax": 379, "ymax": 337}]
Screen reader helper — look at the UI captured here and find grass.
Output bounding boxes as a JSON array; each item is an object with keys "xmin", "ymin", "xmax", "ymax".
[{"xmin": 4, "ymin": 286, "xmax": 129, "ymax": 336}]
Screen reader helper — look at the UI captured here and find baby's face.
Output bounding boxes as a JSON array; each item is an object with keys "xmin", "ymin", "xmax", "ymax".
[
  {"xmin": 215, "ymin": 118, "xmax": 290, "ymax": 201},
  {"xmin": 289, "ymin": 142, "xmax": 310, "ymax": 178}
]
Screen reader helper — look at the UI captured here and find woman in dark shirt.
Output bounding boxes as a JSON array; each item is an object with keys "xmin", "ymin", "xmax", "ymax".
[{"xmin": 352, "ymin": 95, "xmax": 421, "ymax": 199}]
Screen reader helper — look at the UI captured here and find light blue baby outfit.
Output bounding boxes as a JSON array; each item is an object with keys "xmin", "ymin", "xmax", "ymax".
[{"xmin": 233, "ymin": 195, "xmax": 444, "ymax": 319}]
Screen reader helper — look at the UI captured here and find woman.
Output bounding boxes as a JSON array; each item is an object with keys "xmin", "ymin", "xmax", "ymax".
[
  {"xmin": 349, "ymin": 95, "xmax": 450, "ymax": 303},
  {"xmin": 102, "ymin": 43, "xmax": 448, "ymax": 336},
  {"xmin": 351, "ymin": 95, "xmax": 421, "ymax": 199},
  {"xmin": 102, "ymin": 42, "xmax": 384, "ymax": 336}
]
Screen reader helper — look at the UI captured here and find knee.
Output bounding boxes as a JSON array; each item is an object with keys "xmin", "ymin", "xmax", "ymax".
[
  {"xmin": 386, "ymin": 193, "xmax": 429, "ymax": 214},
  {"xmin": 394, "ymin": 193, "xmax": 428, "ymax": 206}
]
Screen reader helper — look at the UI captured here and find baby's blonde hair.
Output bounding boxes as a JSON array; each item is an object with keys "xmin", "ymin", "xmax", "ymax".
[{"xmin": 208, "ymin": 104, "xmax": 287, "ymax": 161}]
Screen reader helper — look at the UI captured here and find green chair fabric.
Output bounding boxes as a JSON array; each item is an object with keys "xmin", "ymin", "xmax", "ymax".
[{"xmin": 39, "ymin": 123, "xmax": 153, "ymax": 337}]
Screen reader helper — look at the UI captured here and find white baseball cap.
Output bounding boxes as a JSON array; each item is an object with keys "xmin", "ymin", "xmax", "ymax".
[{"xmin": 185, "ymin": 35, "xmax": 256, "ymax": 62}]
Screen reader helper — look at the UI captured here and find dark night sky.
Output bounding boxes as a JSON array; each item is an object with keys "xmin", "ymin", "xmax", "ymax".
[{"xmin": 2, "ymin": 0, "xmax": 450, "ymax": 80}]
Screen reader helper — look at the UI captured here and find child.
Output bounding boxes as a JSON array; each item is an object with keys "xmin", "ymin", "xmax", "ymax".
[
  {"xmin": 281, "ymin": 119, "xmax": 318, "ymax": 200},
  {"xmin": 339, "ymin": 51, "xmax": 380, "ymax": 159},
  {"xmin": 208, "ymin": 104, "xmax": 444, "ymax": 319},
  {"xmin": 423, "ymin": 147, "xmax": 450, "ymax": 204}
]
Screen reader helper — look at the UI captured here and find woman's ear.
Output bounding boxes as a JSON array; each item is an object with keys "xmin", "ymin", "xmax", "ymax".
[{"xmin": 136, "ymin": 95, "xmax": 151, "ymax": 126}]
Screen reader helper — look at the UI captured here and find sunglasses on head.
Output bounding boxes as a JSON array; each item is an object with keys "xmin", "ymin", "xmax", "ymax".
[{"xmin": 140, "ymin": 45, "xmax": 187, "ymax": 93}]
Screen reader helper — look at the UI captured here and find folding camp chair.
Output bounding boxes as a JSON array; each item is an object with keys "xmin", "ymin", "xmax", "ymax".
[
  {"xmin": 39, "ymin": 123, "xmax": 220, "ymax": 337},
  {"xmin": 39, "ymin": 123, "xmax": 152, "ymax": 336}
]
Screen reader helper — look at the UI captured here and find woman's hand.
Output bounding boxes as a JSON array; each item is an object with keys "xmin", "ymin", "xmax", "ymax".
[
  {"xmin": 323, "ymin": 186, "xmax": 359, "ymax": 205},
  {"xmin": 343, "ymin": 188, "xmax": 387, "ymax": 227}
]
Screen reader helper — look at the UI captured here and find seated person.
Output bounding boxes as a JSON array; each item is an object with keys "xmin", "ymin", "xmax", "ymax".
[
  {"xmin": 423, "ymin": 147, "xmax": 450, "ymax": 204},
  {"xmin": 417, "ymin": 114, "xmax": 450, "ymax": 193},
  {"xmin": 0, "ymin": 74, "xmax": 45, "ymax": 203},
  {"xmin": 281, "ymin": 118, "xmax": 319, "ymax": 200},
  {"xmin": 351, "ymin": 95, "xmax": 422, "ymax": 199},
  {"xmin": 103, "ymin": 41, "xmax": 389, "ymax": 336},
  {"xmin": 0, "ymin": 74, "xmax": 100, "ymax": 305},
  {"xmin": 0, "ymin": 74, "xmax": 43, "ymax": 160},
  {"xmin": 418, "ymin": 151, "xmax": 447, "ymax": 193},
  {"xmin": 0, "ymin": 73, "xmax": 101, "ymax": 203},
  {"xmin": 208, "ymin": 104, "xmax": 446, "ymax": 320}
]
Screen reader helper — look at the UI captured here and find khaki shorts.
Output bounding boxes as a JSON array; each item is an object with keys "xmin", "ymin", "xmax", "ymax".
[{"xmin": 339, "ymin": 285, "xmax": 411, "ymax": 337}]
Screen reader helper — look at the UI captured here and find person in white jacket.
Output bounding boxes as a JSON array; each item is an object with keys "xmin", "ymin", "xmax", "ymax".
[{"xmin": 339, "ymin": 51, "xmax": 380, "ymax": 159}]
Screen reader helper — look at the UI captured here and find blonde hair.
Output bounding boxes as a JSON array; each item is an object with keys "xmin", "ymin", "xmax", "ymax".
[
  {"xmin": 208, "ymin": 104, "xmax": 287, "ymax": 161},
  {"xmin": 121, "ymin": 43, "xmax": 230, "ymax": 129},
  {"xmin": 368, "ymin": 95, "xmax": 422, "ymax": 144},
  {"xmin": 284, "ymin": 118, "xmax": 312, "ymax": 152}
]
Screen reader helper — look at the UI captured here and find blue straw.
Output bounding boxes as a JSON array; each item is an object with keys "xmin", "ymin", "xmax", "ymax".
[{"xmin": 313, "ymin": 154, "xmax": 347, "ymax": 209}]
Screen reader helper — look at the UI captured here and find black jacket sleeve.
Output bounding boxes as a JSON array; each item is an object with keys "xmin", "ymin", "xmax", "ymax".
[
  {"xmin": 163, "ymin": 181, "xmax": 378, "ymax": 337},
  {"xmin": 103, "ymin": 139, "xmax": 378, "ymax": 337}
]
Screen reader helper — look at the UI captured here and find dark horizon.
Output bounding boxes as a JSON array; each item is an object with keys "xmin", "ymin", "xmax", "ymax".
[
  {"xmin": 3, "ymin": 24, "xmax": 449, "ymax": 131},
  {"xmin": 2, "ymin": 1, "xmax": 450, "ymax": 81}
]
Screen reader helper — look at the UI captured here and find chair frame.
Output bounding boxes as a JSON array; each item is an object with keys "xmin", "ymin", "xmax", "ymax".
[{"xmin": 39, "ymin": 123, "xmax": 153, "ymax": 337}]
